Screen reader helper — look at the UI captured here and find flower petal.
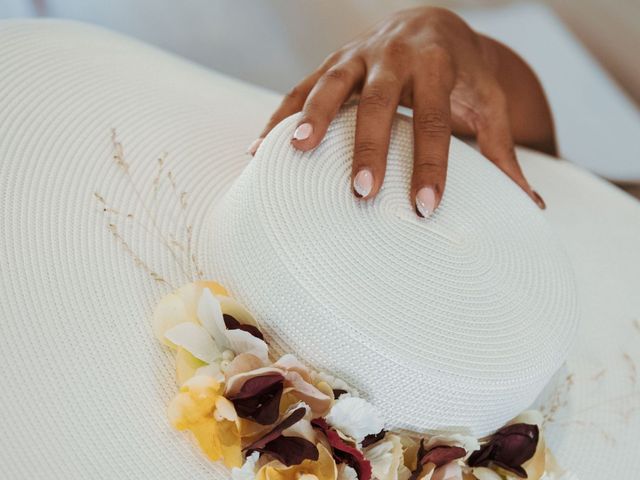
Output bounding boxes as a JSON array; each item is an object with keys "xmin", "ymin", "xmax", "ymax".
[
  {"xmin": 338, "ymin": 464, "xmax": 359, "ymax": 480},
  {"xmin": 245, "ymin": 407, "xmax": 318, "ymax": 465},
  {"xmin": 175, "ymin": 347, "xmax": 206, "ymax": 386},
  {"xmin": 197, "ymin": 287, "xmax": 229, "ymax": 347},
  {"xmin": 228, "ymin": 373, "xmax": 285, "ymax": 425},
  {"xmin": 231, "ymin": 451, "xmax": 260, "ymax": 480},
  {"xmin": 225, "ymin": 353, "xmax": 266, "ymax": 381},
  {"xmin": 275, "ymin": 354, "xmax": 312, "ymax": 380},
  {"xmin": 283, "ymin": 370, "xmax": 333, "ymax": 417},
  {"xmin": 431, "ymin": 462, "xmax": 462, "ymax": 480},
  {"xmin": 226, "ymin": 366, "xmax": 283, "ymax": 396},
  {"xmin": 361, "ymin": 430, "xmax": 386, "ymax": 448},
  {"xmin": 467, "ymin": 423, "xmax": 539, "ymax": 478},
  {"xmin": 196, "ymin": 280, "xmax": 229, "ymax": 297},
  {"xmin": 256, "ymin": 443, "xmax": 337, "ymax": 480},
  {"xmin": 224, "ymin": 313, "xmax": 266, "ymax": 341},
  {"xmin": 194, "ymin": 363, "xmax": 225, "ymax": 383},
  {"xmin": 246, "ymin": 406, "xmax": 308, "ymax": 451},
  {"xmin": 472, "ymin": 467, "xmax": 503, "ymax": 480},
  {"xmin": 312, "ymin": 417, "xmax": 373, "ymax": 480},
  {"xmin": 164, "ymin": 322, "xmax": 221, "ymax": 363},
  {"xmin": 167, "ymin": 376, "xmax": 241, "ymax": 467},
  {"xmin": 251, "ymin": 435, "xmax": 319, "ymax": 466},
  {"xmin": 325, "ymin": 396, "xmax": 385, "ymax": 443},
  {"xmin": 216, "ymin": 396, "xmax": 239, "ymax": 422},
  {"xmin": 225, "ymin": 328, "xmax": 269, "ymax": 363},
  {"xmin": 422, "ymin": 445, "xmax": 466, "ymax": 467},
  {"xmin": 425, "ymin": 433, "xmax": 479, "ymax": 454},
  {"xmin": 364, "ymin": 433, "xmax": 403, "ymax": 480},
  {"xmin": 152, "ymin": 290, "xmax": 195, "ymax": 344},
  {"xmin": 219, "ymin": 295, "xmax": 261, "ymax": 328},
  {"xmin": 409, "ymin": 440, "xmax": 466, "ymax": 480}
]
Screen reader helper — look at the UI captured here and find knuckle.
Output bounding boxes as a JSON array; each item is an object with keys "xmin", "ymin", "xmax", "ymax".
[
  {"xmin": 284, "ymin": 85, "xmax": 304, "ymax": 102},
  {"xmin": 423, "ymin": 44, "xmax": 453, "ymax": 68},
  {"xmin": 490, "ymin": 85, "xmax": 508, "ymax": 109},
  {"xmin": 353, "ymin": 139, "xmax": 382, "ymax": 159},
  {"xmin": 323, "ymin": 66, "xmax": 351, "ymax": 84},
  {"xmin": 384, "ymin": 38, "xmax": 410, "ymax": 57},
  {"xmin": 321, "ymin": 51, "xmax": 342, "ymax": 67},
  {"xmin": 370, "ymin": 69, "xmax": 401, "ymax": 86},
  {"xmin": 414, "ymin": 109, "xmax": 450, "ymax": 137},
  {"xmin": 360, "ymin": 86, "xmax": 393, "ymax": 110},
  {"xmin": 415, "ymin": 156, "xmax": 446, "ymax": 174},
  {"xmin": 478, "ymin": 81, "xmax": 507, "ymax": 110}
]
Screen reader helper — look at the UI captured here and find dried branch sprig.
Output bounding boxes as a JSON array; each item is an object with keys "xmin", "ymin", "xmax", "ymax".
[
  {"xmin": 152, "ymin": 154, "xmax": 167, "ymax": 195},
  {"xmin": 623, "ymin": 352, "xmax": 638, "ymax": 386},
  {"xmin": 107, "ymin": 223, "xmax": 174, "ymax": 289},
  {"xmin": 542, "ymin": 373, "xmax": 573, "ymax": 425},
  {"xmin": 99, "ymin": 130, "xmax": 209, "ymax": 287},
  {"xmin": 108, "ymin": 130, "xmax": 193, "ymax": 283},
  {"xmin": 111, "ymin": 129, "xmax": 130, "ymax": 172}
]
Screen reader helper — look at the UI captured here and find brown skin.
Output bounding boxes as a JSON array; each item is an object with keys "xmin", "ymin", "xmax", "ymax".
[{"xmin": 253, "ymin": 7, "xmax": 556, "ymax": 213}]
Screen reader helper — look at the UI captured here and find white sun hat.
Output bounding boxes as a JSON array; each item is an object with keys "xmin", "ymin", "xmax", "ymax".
[
  {"xmin": 205, "ymin": 103, "xmax": 578, "ymax": 438},
  {"xmin": 0, "ymin": 19, "xmax": 639, "ymax": 480}
]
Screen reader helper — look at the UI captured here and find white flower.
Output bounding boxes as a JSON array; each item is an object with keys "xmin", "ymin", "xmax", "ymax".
[
  {"xmin": 337, "ymin": 464, "xmax": 358, "ymax": 480},
  {"xmin": 364, "ymin": 433, "xmax": 404, "ymax": 480},
  {"xmin": 325, "ymin": 395, "xmax": 384, "ymax": 443},
  {"xmin": 164, "ymin": 322, "xmax": 221, "ymax": 363},
  {"xmin": 163, "ymin": 288, "xmax": 268, "ymax": 365},
  {"xmin": 231, "ymin": 451, "xmax": 260, "ymax": 480}
]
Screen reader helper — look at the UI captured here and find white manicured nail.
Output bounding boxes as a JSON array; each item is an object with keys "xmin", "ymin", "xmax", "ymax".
[
  {"xmin": 353, "ymin": 169, "xmax": 373, "ymax": 198},
  {"xmin": 293, "ymin": 123, "xmax": 313, "ymax": 141},
  {"xmin": 416, "ymin": 186, "xmax": 436, "ymax": 218}
]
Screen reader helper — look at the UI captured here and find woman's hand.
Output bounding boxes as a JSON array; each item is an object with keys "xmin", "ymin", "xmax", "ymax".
[{"xmin": 251, "ymin": 7, "xmax": 555, "ymax": 216}]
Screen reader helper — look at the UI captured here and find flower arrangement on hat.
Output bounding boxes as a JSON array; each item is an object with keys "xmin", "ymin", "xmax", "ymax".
[{"xmin": 153, "ymin": 282, "xmax": 567, "ymax": 480}]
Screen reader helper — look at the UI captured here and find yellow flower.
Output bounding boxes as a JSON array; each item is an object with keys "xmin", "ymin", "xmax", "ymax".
[
  {"xmin": 152, "ymin": 281, "xmax": 228, "ymax": 344},
  {"xmin": 256, "ymin": 443, "xmax": 337, "ymax": 480},
  {"xmin": 168, "ymin": 375, "xmax": 242, "ymax": 468}
]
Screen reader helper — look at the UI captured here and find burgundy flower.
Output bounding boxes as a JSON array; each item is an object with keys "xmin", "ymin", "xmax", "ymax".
[
  {"xmin": 226, "ymin": 372, "xmax": 284, "ymax": 425},
  {"xmin": 467, "ymin": 423, "xmax": 539, "ymax": 478},
  {"xmin": 223, "ymin": 313, "xmax": 266, "ymax": 342},
  {"xmin": 312, "ymin": 418, "xmax": 373, "ymax": 480},
  {"xmin": 245, "ymin": 407, "xmax": 319, "ymax": 466},
  {"xmin": 408, "ymin": 439, "xmax": 466, "ymax": 480},
  {"xmin": 361, "ymin": 430, "xmax": 387, "ymax": 448}
]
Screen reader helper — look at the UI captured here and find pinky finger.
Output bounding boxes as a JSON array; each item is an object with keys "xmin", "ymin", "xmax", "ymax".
[{"xmin": 476, "ymin": 89, "xmax": 545, "ymax": 209}]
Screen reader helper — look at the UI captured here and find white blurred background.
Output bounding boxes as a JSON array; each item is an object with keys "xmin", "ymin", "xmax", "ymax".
[{"xmin": 1, "ymin": 0, "xmax": 639, "ymax": 186}]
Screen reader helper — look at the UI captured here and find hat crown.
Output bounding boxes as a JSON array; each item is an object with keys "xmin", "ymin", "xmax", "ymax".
[{"xmin": 205, "ymin": 106, "xmax": 578, "ymax": 436}]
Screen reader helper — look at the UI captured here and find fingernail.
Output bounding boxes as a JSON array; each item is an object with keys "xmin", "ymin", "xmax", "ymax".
[
  {"xmin": 533, "ymin": 190, "xmax": 546, "ymax": 210},
  {"xmin": 353, "ymin": 168, "xmax": 373, "ymax": 198},
  {"xmin": 293, "ymin": 122, "xmax": 313, "ymax": 141},
  {"xmin": 415, "ymin": 186, "xmax": 437, "ymax": 218},
  {"xmin": 247, "ymin": 138, "xmax": 263, "ymax": 156}
]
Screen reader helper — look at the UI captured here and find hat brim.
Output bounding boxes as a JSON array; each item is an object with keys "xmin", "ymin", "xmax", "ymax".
[{"xmin": 0, "ymin": 19, "xmax": 638, "ymax": 479}]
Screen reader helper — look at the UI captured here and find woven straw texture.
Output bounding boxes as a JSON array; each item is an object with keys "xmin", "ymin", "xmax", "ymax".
[
  {"xmin": 1, "ymin": 19, "xmax": 639, "ymax": 480},
  {"xmin": 205, "ymin": 105, "xmax": 578, "ymax": 437}
]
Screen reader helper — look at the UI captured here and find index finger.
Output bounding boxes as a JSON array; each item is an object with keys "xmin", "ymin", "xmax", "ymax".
[{"xmin": 248, "ymin": 70, "xmax": 324, "ymax": 155}]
